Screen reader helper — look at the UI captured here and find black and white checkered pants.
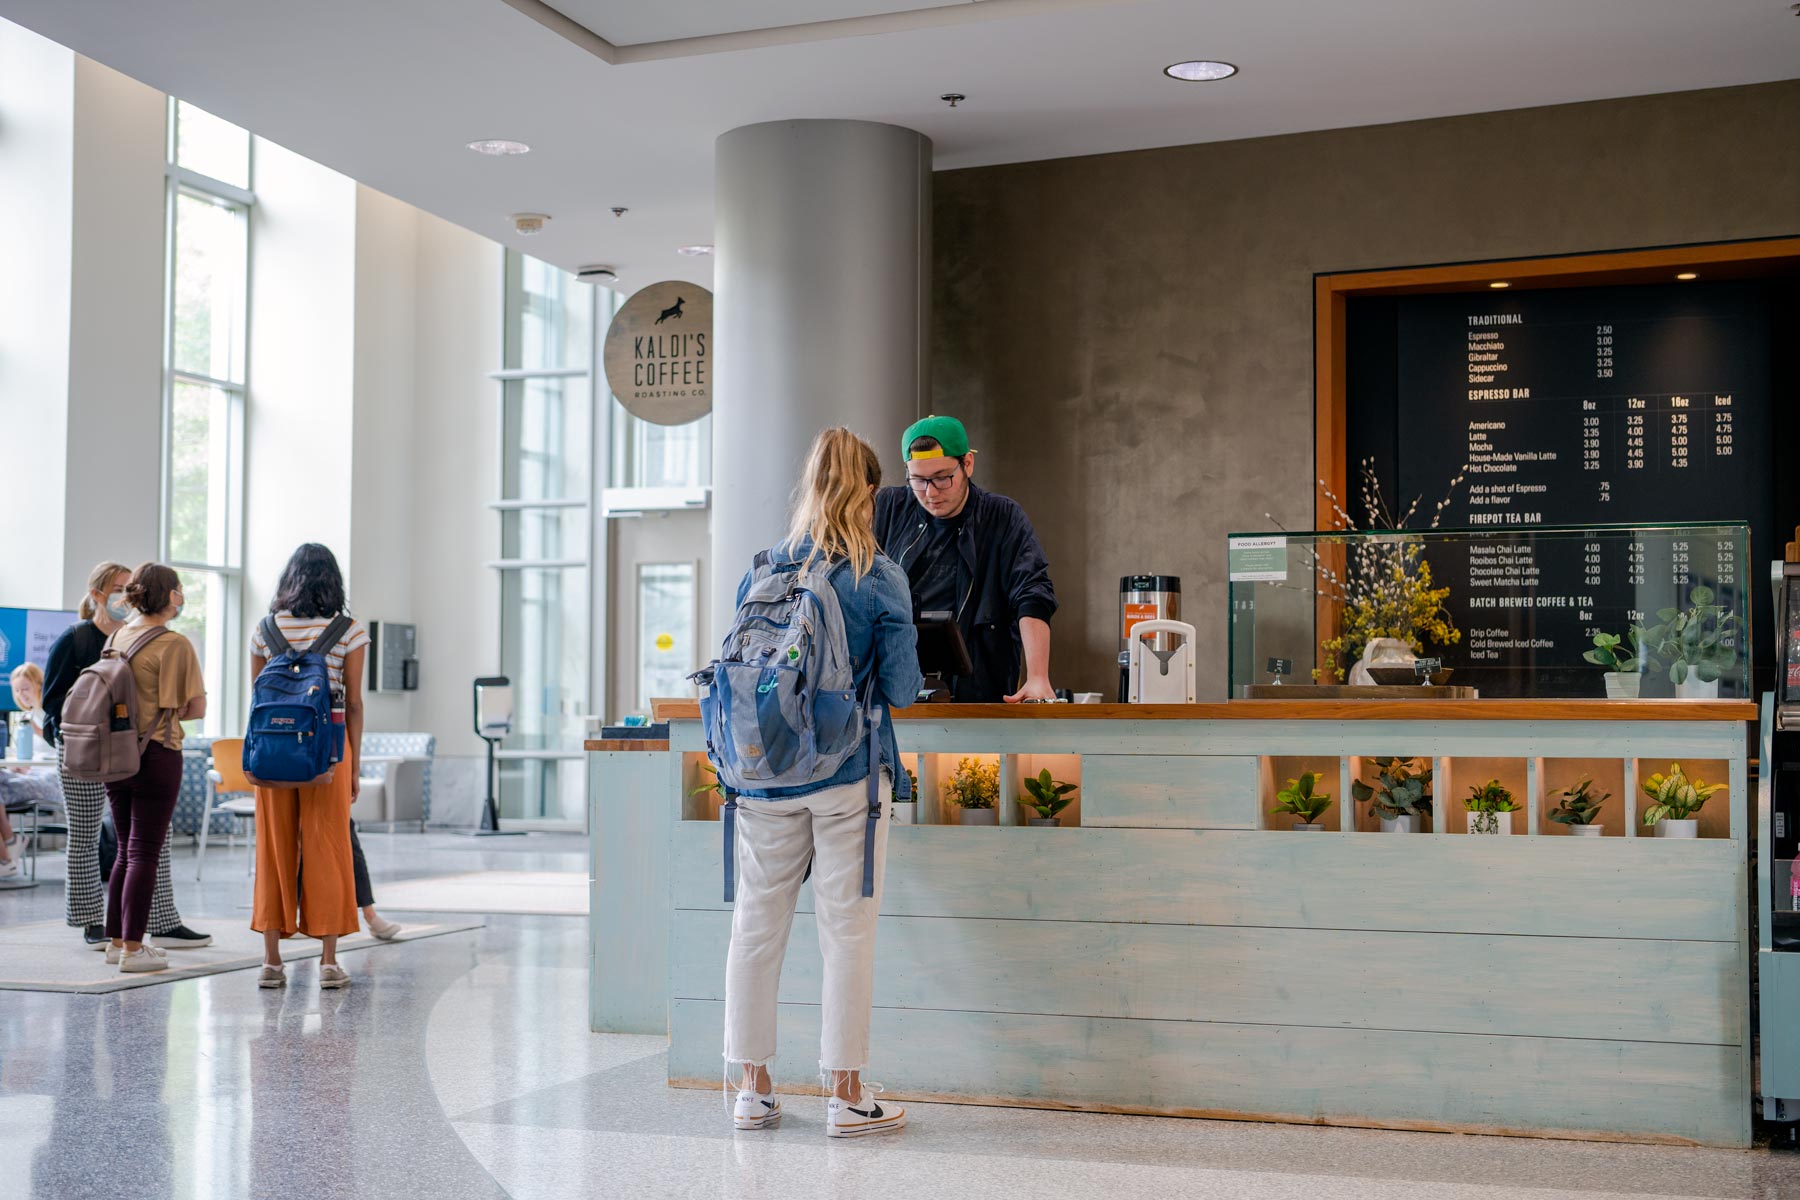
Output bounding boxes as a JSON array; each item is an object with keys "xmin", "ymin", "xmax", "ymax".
[{"xmin": 59, "ymin": 741, "xmax": 183, "ymax": 935}]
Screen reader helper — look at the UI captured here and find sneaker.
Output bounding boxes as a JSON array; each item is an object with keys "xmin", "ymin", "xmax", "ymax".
[
  {"xmin": 318, "ymin": 963, "xmax": 351, "ymax": 990},
  {"xmin": 826, "ymin": 1086, "xmax": 905, "ymax": 1138},
  {"xmin": 118, "ymin": 945, "xmax": 169, "ymax": 974},
  {"xmin": 84, "ymin": 925, "xmax": 109, "ymax": 948},
  {"xmin": 0, "ymin": 858, "xmax": 19, "ymax": 880},
  {"xmin": 104, "ymin": 942, "xmax": 123, "ymax": 965},
  {"xmin": 365, "ymin": 914, "xmax": 403, "ymax": 941},
  {"xmin": 733, "ymin": 1089, "xmax": 782, "ymax": 1130},
  {"xmin": 150, "ymin": 925, "xmax": 213, "ymax": 950},
  {"xmin": 257, "ymin": 963, "xmax": 287, "ymax": 989},
  {"xmin": 4, "ymin": 832, "xmax": 23, "ymax": 857}
]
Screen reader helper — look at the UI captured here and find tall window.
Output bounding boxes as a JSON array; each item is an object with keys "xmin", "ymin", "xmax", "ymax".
[
  {"xmin": 163, "ymin": 101, "xmax": 251, "ymax": 733},
  {"xmin": 495, "ymin": 254, "xmax": 593, "ymax": 825}
]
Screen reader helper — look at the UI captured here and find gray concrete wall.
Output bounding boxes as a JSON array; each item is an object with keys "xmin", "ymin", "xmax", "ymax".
[{"xmin": 930, "ymin": 81, "xmax": 1800, "ymax": 698}]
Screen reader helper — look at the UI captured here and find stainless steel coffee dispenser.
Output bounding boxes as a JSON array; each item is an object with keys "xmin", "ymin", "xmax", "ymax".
[{"xmin": 1118, "ymin": 575, "xmax": 1181, "ymax": 702}]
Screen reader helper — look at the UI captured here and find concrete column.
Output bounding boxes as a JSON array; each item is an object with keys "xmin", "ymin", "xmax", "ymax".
[{"xmin": 711, "ymin": 119, "xmax": 931, "ymax": 631}]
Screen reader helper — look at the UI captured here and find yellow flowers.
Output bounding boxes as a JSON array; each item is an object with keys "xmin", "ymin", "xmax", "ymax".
[
  {"xmin": 1317, "ymin": 555, "xmax": 1460, "ymax": 682},
  {"xmin": 1641, "ymin": 762, "xmax": 1725, "ymax": 825}
]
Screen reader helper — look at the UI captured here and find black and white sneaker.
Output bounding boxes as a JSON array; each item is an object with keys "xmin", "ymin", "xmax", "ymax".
[
  {"xmin": 84, "ymin": 925, "xmax": 109, "ymax": 948},
  {"xmin": 826, "ymin": 1086, "xmax": 905, "ymax": 1138},
  {"xmin": 150, "ymin": 925, "xmax": 213, "ymax": 949},
  {"xmin": 733, "ymin": 1089, "xmax": 782, "ymax": 1130}
]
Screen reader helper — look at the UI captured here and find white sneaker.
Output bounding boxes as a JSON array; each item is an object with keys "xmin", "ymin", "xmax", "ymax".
[
  {"xmin": 104, "ymin": 942, "xmax": 123, "ymax": 965},
  {"xmin": 118, "ymin": 945, "xmax": 169, "ymax": 973},
  {"xmin": 318, "ymin": 963, "xmax": 351, "ymax": 989},
  {"xmin": 365, "ymin": 914, "xmax": 403, "ymax": 941},
  {"xmin": 257, "ymin": 963, "xmax": 287, "ymax": 989},
  {"xmin": 826, "ymin": 1086, "xmax": 905, "ymax": 1138},
  {"xmin": 0, "ymin": 857, "xmax": 19, "ymax": 880},
  {"xmin": 733, "ymin": 1089, "xmax": 782, "ymax": 1130}
]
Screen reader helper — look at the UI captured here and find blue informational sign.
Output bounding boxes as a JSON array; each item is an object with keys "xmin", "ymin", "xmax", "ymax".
[{"xmin": 0, "ymin": 607, "xmax": 80, "ymax": 710}]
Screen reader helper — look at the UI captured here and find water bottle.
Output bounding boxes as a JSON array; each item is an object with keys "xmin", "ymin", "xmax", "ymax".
[{"xmin": 15, "ymin": 718, "xmax": 33, "ymax": 762}]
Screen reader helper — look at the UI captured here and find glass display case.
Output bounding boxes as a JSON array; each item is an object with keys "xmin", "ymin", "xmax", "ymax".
[{"xmin": 1227, "ymin": 522, "xmax": 1753, "ymax": 698}]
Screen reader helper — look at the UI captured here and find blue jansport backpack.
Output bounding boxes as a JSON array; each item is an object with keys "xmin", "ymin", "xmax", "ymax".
[
  {"xmin": 691, "ymin": 551, "xmax": 881, "ymax": 902},
  {"xmin": 243, "ymin": 614, "xmax": 352, "ymax": 787}
]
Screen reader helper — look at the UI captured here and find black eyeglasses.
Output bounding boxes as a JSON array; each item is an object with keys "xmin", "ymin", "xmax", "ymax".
[{"xmin": 906, "ymin": 466, "xmax": 962, "ymax": 493}]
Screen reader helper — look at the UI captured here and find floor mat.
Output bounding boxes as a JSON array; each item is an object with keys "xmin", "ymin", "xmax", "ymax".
[
  {"xmin": 373, "ymin": 870, "xmax": 587, "ymax": 916},
  {"xmin": 0, "ymin": 918, "xmax": 483, "ymax": 993}
]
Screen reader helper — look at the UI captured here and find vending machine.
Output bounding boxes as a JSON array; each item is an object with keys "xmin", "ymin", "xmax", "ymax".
[{"xmin": 1758, "ymin": 561, "xmax": 1800, "ymax": 1126}]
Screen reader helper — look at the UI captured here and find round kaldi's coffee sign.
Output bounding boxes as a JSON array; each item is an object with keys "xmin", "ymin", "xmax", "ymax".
[{"xmin": 604, "ymin": 281, "xmax": 712, "ymax": 426}]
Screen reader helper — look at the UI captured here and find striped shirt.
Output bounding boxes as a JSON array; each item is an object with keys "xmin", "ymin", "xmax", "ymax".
[{"xmin": 249, "ymin": 612, "xmax": 370, "ymax": 691}]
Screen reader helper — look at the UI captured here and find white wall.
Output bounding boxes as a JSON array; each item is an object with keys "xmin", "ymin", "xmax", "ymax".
[
  {"xmin": 0, "ymin": 21, "xmax": 74, "ymax": 606},
  {"xmin": 63, "ymin": 56, "xmax": 164, "ymax": 599}
]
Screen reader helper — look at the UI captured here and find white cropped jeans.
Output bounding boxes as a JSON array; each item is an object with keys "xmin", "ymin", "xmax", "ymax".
[{"xmin": 722, "ymin": 772, "xmax": 890, "ymax": 1075}]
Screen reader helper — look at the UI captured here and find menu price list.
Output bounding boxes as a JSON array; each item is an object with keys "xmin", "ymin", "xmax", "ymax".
[{"xmin": 1388, "ymin": 283, "xmax": 1767, "ymax": 696}]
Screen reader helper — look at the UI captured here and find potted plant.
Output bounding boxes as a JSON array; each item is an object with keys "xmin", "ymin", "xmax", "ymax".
[
  {"xmin": 1351, "ymin": 756, "xmax": 1432, "ymax": 833},
  {"xmin": 892, "ymin": 765, "xmax": 919, "ymax": 825},
  {"xmin": 946, "ymin": 756, "xmax": 999, "ymax": 826},
  {"xmin": 1464, "ymin": 778, "xmax": 1520, "ymax": 835},
  {"xmin": 1641, "ymin": 762, "xmax": 1724, "ymax": 838},
  {"xmin": 1642, "ymin": 586, "xmax": 1739, "ymax": 700},
  {"xmin": 1582, "ymin": 629, "xmax": 1645, "ymax": 699},
  {"xmin": 1548, "ymin": 775, "xmax": 1609, "ymax": 836},
  {"xmin": 1271, "ymin": 771, "xmax": 1332, "ymax": 831},
  {"xmin": 1019, "ymin": 768, "xmax": 1077, "ymax": 827}
]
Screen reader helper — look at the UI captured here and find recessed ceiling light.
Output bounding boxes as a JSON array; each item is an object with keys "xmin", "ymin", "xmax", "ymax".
[
  {"xmin": 1676, "ymin": 271, "xmax": 1698, "ymax": 280},
  {"xmin": 467, "ymin": 139, "xmax": 530, "ymax": 156},
  {"xmin": 1489, "ymin": 281, "xmax": 1511, "ymax": 289},
  {"xmin": 1164, "ymin": 60, "xmax": 1237, "ymax": 82},
  {"xmin": 510, "ymin": 213, "xmax": 550, "ymax": 236},
  {"xmin": 677, "ymin": 245, "xmax": 714, "ymax": 257}
]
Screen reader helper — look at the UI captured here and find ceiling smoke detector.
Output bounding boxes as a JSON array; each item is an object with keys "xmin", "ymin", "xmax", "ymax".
[
  {"xmin": 467, "ymin": 138, "xmax": 530, "ymax": 156},
  {"xmin": 511, "ymin": 212, "xmax": 550, "ymax": 236},
  {"xmin": 940, "ymin": 93, "xmax": 966, "ymax": 107},
  {"xmin": 577, "ymin": 265, "xmax": 619, "ymax": 286}
]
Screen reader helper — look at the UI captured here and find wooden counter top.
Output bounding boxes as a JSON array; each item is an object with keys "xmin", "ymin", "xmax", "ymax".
[
  {"xmin": 648, "ymin": 698, "xmax": 1756, "ymax": 724},
  {"xmin": 584, "ymin": 738, "xmax": 671, "ymax": 752}
]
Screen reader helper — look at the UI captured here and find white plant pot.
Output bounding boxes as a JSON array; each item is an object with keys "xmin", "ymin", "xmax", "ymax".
[
  {"xmin": 1656, "ymin": 818, "xmax": 1699, "ymax": 839},
  {"xmin": 1568, "ymin": 823, "xmax": 1604, "ymax": 837},
  {"xmin": 1028, "ymin": 817, "xmax": 1060, "ymax": 827},
  {"xmin": 1467, "ymin": 810, "xmax": 1514, "ymax": 835},
  {"xmin": 1349, "ymin": 637, "xmax": 1415, "ymax": 686},
  {"xmin": 891, "ymin": 802, "xmax": 916, "ymax": 825},
  {"xmin": 1675, "ymin": 676, "xmax": 1720, "ymax": 700},
  {"xmin": 1379, "ymin": 814, "xmax": 1415, "ymax": 834},
  {"xmin": 958, "ymin": 808, "xmax": 997, "ymax": 826},
  {"xmin": 1603, "ymin": 673, "xmax": 1642, "ymax": 700},
  {"xmin": 1292, "ymin": 822, "xmax": 1327, "ymax": 832}
]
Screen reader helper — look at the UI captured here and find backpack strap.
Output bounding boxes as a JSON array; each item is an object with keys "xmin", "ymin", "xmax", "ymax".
[
  {"xmin": 861, "ymin": 702, "xmax": 881, "ymax": 899},
  {"xmin": 258, "ymin": 616, "xmax": 292, "ymax": 658},
  {"xmin": 309, "ymin": 614, "xmax": 355, "ymax": 660},
  {"xmin": 721, "ymin": 790, "xmax": 739, "ymax": 903},
  {"xmin": 113, "ymin": 626, "xmax": 178, "ymax": 752},
  {"xmin": 120, "ymin": 624, "xmax": 169, "ymax": 661}
]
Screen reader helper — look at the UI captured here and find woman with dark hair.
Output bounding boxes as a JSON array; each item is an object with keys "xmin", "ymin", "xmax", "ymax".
[
  {"xmin": 249, "ymin": 543, "xmax": 373, "ymax": 989},
  {"xmin": 104, "ymin": 563, "xmax": 208, "ymax": 973}
]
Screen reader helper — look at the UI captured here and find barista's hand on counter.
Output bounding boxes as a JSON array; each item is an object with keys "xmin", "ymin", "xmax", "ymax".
[{"xmin": 1005, "ymin": 677, "xmax": 1057, "ymax": 703}]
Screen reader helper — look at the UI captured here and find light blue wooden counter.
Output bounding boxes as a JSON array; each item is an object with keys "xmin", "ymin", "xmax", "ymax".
[{"xmin": 589, "ymin": 699, "xmax": 1756, "ymax": 1146}]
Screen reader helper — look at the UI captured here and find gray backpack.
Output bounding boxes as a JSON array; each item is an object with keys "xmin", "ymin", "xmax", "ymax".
[
  {"xmin": 60, "ymin": 626, "xmax": 177, "ymax": 782},
  {"xmin": 691, "ymin": 551, "xmax": 881, "ymax": 901}
]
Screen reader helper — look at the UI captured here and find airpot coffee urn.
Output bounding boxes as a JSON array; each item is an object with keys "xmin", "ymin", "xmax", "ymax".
[{"xmin": 1118, "ymin": 575, "xmax": 1181, "ymax": 701}]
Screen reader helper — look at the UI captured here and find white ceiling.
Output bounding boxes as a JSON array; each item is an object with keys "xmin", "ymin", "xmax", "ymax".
[{"xmin": 3, "ymin": 0, "xmax": 1796, "ymax": 292}]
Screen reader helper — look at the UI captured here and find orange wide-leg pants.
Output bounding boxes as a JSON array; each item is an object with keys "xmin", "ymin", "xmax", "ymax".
[{"xmin": 251, "ymin": 766, "xmax": 358, "ymax": 938}]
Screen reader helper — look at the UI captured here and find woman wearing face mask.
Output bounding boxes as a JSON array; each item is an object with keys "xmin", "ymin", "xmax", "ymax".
[
  {"xmin": 42, "ymin": 561, "xmax": 211, "ymax": 950},
  {"xmin": 101, "ymin": 562, "xmax": 208, "ymax": 973}
]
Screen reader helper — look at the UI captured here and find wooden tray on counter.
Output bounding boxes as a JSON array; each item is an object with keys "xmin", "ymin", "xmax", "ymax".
[{"xmin": 1240, "ymin": 684, "xmax": 1480, "ymax": 700}]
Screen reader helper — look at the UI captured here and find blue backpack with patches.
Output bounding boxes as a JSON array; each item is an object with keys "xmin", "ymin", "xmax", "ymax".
[
  {"xmin": 243, "ymin": 615, "xmax": 351, "ymax": 787},
  {"xmin": 691, "ymin": 550, "xmax": 880, "ymax": 902}
]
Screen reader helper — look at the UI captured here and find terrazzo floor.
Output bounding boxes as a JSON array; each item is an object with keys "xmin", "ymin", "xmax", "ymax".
[{"xmin": 5, "ymin": 832, "xmax": 1800, "ymax": 1198}]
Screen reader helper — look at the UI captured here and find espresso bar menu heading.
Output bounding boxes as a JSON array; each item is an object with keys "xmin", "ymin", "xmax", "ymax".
[{"xmin": 1388, "ymin": 283, "xmax": 1771, "ymax": 696}]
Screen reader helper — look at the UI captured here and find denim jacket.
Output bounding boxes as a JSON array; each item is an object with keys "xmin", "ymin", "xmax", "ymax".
[{"xmin": 731, "ymin": 540, "xmax": 923, "ymax": 801}]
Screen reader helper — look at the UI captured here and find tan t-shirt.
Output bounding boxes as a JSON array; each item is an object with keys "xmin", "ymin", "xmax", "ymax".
[{"xmin": 109, "ymin": 624, "xmax": 206, "ymax": 750}]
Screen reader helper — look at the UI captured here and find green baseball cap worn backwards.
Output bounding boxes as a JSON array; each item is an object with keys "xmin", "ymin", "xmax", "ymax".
[{"xmin": 902, "ymin": 415, "xmax": 971, "ymax": 461}]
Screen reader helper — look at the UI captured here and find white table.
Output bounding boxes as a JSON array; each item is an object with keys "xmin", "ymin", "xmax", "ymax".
[{"xmin": 0, "ymin": 757, "xmax": 59, "ymax": 889}]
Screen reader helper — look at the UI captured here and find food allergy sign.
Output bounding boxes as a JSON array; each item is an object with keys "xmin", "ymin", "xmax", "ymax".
[
  {"xmin": 1229, "ymin": 537, "xmax": 1287, "ymax": 582},
  {"xmin": 603, "ymin": 281, "xmax": 713, "ymax": 426}
]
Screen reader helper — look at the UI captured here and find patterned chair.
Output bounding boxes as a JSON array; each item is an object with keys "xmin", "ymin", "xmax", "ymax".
[
  {"xmin": 173, "ymin": 736, "xmax": 236, "ymax": 838},
  {"xmin": 358, "ymin": 732, "xmax": 436, "ymax": 830}
]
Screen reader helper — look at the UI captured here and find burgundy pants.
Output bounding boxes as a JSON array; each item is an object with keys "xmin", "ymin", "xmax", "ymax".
[{"xmin": 104, "ymin": 740, "xmax": 183, "ymax": 944}]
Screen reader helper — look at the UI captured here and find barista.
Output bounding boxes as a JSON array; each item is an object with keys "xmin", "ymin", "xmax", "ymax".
[{"xmin": 873, "ymin": 415, "xmax": 1058, "ymax": 702}]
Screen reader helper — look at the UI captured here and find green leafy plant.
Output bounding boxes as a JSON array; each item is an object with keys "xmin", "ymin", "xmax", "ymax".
[
  {"xmin": 945, "ymin": 757, "xmax": 999, "ymax": 810},
  {"xmin": 892, "ymin": 765, "xmax": 919, "ymax": 804},
  {"xmin": 1271, "ymin": 771, "xmax": 1332, "ymax": 824},
  {"xmin": 1351, "ymin": 756, "xmax": 1433, "ymax": 820},
  {"xmin": 1020, "ymin": 768, "xmax": 1078, "ymax": 819},
  {"xmin": 689, "ymin": 761, "xmax": 722, "ymax": 799},
  {"xmin": 1641, "ymin": 762, "xmax": 1725, "ymax": 825},
  {"xmin": 1640, "ymin": 585, "xmax": 1739, "ymax": 686},
  {"xmin": 1582, "ymin": 629, "xmax": 1645, "ymax": 674},
  {"xmin": 1464, "ymin": 779, "xmax": 1520, "ymax": 813},
  {"xmin": 1548, "ymin": 776, "xmax": 1609, "ymax": 826}
]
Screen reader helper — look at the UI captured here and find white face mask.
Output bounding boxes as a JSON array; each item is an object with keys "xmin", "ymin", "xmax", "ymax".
[{"xmin": 104, "ymin": 592, "xmax": 132, "ymax": 621}]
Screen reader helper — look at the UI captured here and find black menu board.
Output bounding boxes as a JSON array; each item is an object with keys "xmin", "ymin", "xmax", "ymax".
[{"xmin": 1355, "ymin": 282, "xmax": 1774, "ymax": 697}]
